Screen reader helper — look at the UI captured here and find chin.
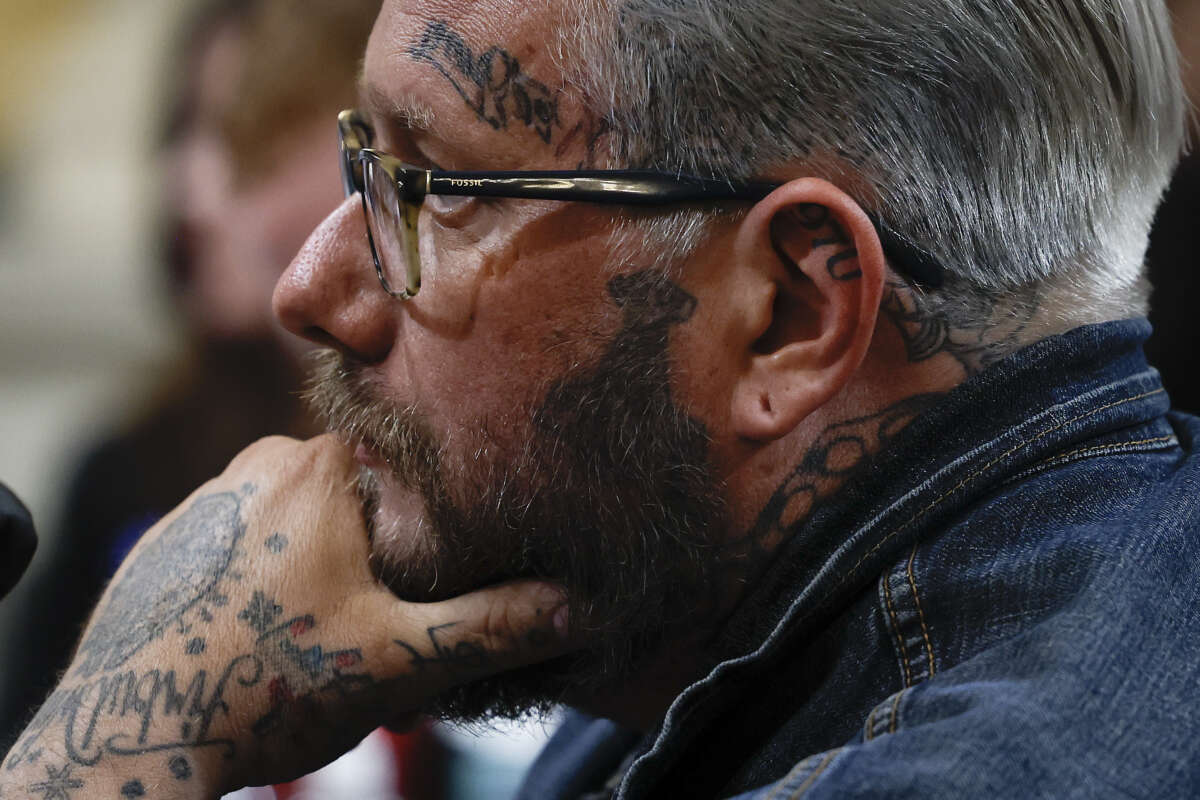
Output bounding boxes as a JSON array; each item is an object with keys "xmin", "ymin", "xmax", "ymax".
[{"xmin": 363, "ymin": 470, "xmax": 440, "ymax": 595}]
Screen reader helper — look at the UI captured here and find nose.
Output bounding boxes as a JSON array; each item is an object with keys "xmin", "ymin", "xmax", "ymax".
[{"xmin": 273, "ymin": 197, "xmax": 397, "ymax": 362}]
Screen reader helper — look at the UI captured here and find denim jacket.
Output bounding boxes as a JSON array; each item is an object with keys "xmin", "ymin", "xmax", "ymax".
[{"xmin": 518, "ymin": 319, "xmax": 1200, "ymax": 799}]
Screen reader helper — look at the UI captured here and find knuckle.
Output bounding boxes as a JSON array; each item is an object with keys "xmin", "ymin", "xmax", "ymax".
[
  {"xmin": 226, "ymin": 435, "xmax": 297, "ymax": 468},
  {"xmin": 303, "ymin": 434, "xmax": 356, "ymax": 478},
  {"xmin": 479, "ymin": 601, "xmax": 521, "ymax": 655},
  {"xmin": 251, "ymin": 434, "xmax": 300, "ymax": 453}
]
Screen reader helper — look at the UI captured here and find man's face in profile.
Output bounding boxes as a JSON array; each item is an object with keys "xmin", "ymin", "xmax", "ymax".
[{"xmin": 286, "ymin": 0, "xmax": 730, "ymax": 718}]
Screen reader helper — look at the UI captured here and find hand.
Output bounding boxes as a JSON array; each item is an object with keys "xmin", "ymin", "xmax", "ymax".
[{"xmin": 1, "ymin": 435, "xmax": 571, "ymax": 797}]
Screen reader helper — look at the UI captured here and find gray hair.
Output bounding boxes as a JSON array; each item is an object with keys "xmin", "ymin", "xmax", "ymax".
[{"xmin": 561, "ymin": 0, "xmax": 1186, "ymax": 351}]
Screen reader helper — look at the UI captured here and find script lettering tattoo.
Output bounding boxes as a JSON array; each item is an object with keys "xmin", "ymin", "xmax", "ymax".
[
  {"xmin": 4, "ymin": 656, "xmax": 261, "ymax": 769},
  {"xmin": 410, "ymin": 20, "xmax": 562, "ymax": 144},
  {"xmin": 881, "ymin": 279, "xmax": 1038, "ymax": 375},
  {"xmin": 1, "ymin": 488, "xmax": 385, "ymax": 794},
  {"xmin": 393, "ymin": 623, "xmax": 488, "ymax": 676},
  {"xmin": 73, "ymin": 490, "xmax": 249, "ymax": 678}
]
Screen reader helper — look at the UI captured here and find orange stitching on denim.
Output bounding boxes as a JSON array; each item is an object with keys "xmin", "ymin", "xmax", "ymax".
[
  {"xmin": 888, "ymin": 688, "xmax": 905, "ymax": 734},
  {"xmin": 802, "ymin": 388, "xmax": 1164, "ymax": 624},
  {"xmin": 1032, "ymin": 435, "xmax": 1176, "ymax": 470},
  {"xmin": 864, "ymin": 703, "xmax": 879, "ymax": 741},
  {"xmin": 906, "ymin": 544, "xmax": 936, "ymax": 679},
  {"xmin": 785, "ymin": 749, "xmax": 841, "ymax": 799},
  {"xmin": 880, "ymin": 570, "xmax": 912, "ymax": 687}
]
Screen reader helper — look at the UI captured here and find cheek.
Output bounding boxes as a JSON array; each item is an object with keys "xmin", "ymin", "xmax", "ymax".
[
  {"xmin": 392, "ymin": 221, "xmax": 620, "ymax": 440},
  {"xmin": 670, "ymin": 305, "xmax": 737, "ymax": 433}
]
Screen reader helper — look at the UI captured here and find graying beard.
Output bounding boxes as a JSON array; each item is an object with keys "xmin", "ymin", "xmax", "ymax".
[{"xmin": 356, "ymin": 465, "xmax": 448, "ymax": 599}]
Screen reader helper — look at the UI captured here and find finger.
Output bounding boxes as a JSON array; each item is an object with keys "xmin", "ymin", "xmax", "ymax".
[
  {"xmin": 223, "ymin": 435, "xmax": 299, "ymax": 472},
  {"xmin": 365, "ymin": 580, "xmax": 573, "ymax": 692},
  {"xmin": 302, "ymin": 433, "xmax": 360, "ymax": 478},
  {"xmin": 270, "ymin": 434, "xmax": 359, "ymax": 490},
  {"xmin": 222, "ymin": 434, "xmax": 356, "ymax": 488}
]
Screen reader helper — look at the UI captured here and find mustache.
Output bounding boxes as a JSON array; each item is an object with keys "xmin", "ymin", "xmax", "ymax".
[{"xmin": 303, "ymin": 349, "xmax": 440, "ymax": 488}]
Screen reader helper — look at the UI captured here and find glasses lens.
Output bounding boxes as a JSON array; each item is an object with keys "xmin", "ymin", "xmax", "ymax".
[{"xmin": 362, "ymin": 156, "xmax": 420, "ymax": 298}]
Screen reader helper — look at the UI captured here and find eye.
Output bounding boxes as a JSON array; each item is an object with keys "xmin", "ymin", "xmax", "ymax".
[
  {"xmin": 427, "ymin": 194, "xmax": 475, "ymax": 216},
  {"xmin": 425, "ymin": 193, "xmax": 494, "ymax": 231}
]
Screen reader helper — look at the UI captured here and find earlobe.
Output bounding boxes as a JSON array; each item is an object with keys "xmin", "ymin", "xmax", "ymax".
[{"xmin": 730, "ymin": 179, "xmax": 886, "ymax": 442}]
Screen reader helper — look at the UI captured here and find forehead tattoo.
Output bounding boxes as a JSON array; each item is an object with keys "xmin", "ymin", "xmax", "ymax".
[{"xmin": 408, "ymin": 19, "xmax": 563, "ymax": 145}]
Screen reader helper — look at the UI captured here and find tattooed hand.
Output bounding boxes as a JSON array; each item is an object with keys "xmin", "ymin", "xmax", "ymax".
[{"xmin": 1, "ymin": 435, "xmax": 571, "ymax": 798}]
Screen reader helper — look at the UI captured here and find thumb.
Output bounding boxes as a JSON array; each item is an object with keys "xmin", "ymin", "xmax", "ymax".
[{"xmin": 362, "ymin": 580, "xmax": 573, "ymax": 694}]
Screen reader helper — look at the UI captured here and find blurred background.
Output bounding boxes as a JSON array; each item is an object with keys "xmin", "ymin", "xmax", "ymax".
[
  {"xmin": 0, "ymin": 0, "xmax": 1197, "ymax": 796},
  {"xmin": 0, "ymin": 0, "xmax": 193, "ymax": 705},
  {"xmin": 0, "ymin": 1, "xmax": 554, "ymax": 797},
  {"xmin": 0, "ymin": 0, "xmax": 182, "ymax": 554}
]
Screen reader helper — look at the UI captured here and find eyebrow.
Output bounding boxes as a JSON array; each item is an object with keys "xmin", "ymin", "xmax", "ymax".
[{"xmin": 357, "ymin": 77, "xmax": 436, "ymax": 133}]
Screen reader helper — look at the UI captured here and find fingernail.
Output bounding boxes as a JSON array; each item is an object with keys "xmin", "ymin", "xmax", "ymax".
[{"xmin": 553, "ymin": 603, "xmax": 570, "ymax": 638}]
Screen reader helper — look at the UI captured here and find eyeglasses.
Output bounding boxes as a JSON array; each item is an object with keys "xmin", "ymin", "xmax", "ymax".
[{"xmin": 337, "ymin": 109, "xmax": 943, "ymax": 299}]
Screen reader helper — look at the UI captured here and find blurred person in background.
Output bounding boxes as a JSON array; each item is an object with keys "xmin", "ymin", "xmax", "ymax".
[
  {"xmin": 0, "ymin": 0, "xmax": 442, "ymax": 792},
  {"xmin": 0, "ymin": 0, "xmax": 261, "ymax": 746},
  {"xmin": 1145, "ymin": 0, "xmax": 1200, "ymax": 414},
  {"xmin": 1, "ymin": 2, "xmax": 548, "ymax": 794}
]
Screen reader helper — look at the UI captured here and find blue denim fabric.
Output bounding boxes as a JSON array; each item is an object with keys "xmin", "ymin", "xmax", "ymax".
[{"xmin": 517, "ymin": 319, "xmax": 1200, "ymax": 799}]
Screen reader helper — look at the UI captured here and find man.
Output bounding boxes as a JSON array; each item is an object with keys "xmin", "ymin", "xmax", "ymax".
[{"xmin": 4, "ymin": 0, "xmax": 1198, "ymax": 797}]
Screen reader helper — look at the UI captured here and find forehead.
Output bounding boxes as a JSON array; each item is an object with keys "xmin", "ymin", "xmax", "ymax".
[{"xmin": 363, "ymin": 0, "xmax": 587, "ymax": 169}]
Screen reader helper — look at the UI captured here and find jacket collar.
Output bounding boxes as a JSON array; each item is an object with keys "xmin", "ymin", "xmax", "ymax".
[{"xmin": 621, "ymin": 318, "xmax": 1170, "ymax": 796}]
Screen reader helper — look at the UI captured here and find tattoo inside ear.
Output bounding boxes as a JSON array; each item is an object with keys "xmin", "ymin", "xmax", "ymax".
[{"xmin": 781, "ymin": 204, "xmax": 862, "ymax": 282}]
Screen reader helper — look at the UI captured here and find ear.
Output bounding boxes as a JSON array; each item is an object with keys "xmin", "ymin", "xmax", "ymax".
[{"xmin": 730, "ymin": 178, "xmax": 885, "ymax": 441}]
